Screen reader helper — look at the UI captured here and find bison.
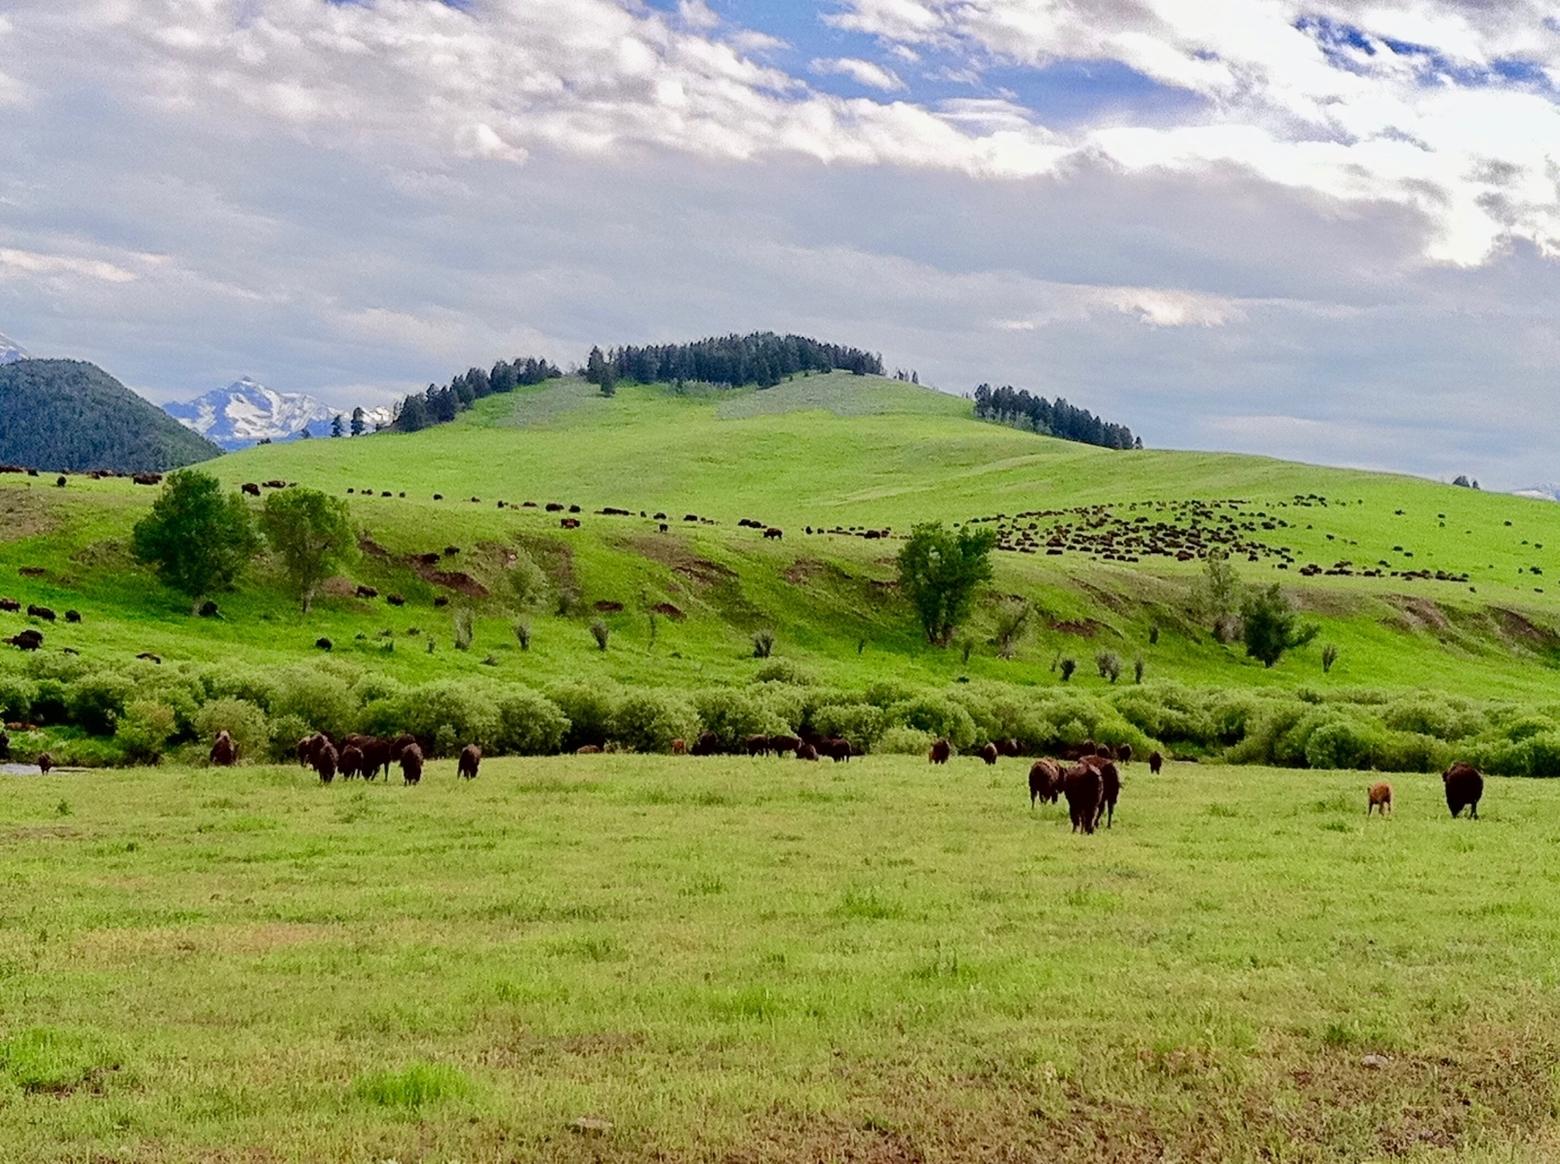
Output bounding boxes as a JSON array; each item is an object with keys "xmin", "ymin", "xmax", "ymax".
[
  {"xmin": 1028, "ymin": 758, "xmax": 1062, "ymax": 806},
  {"xmin": 998, "ymin": 738, "xmax": 1022, "ymax": 758},
  {"xmin": 37, "ymin": 752, "xmax": 53, "ymax": 776},
  {"xmin": 1115, "ymin": 743, "xmax": 1133, "ymax": 765},
  {"xmin": 796, "ymin": 742, "xmax": 820, "ymax": 761},
  {"xmin": 458, "ymin": 744, "xmax": 481, "ymax": 780},
  {"xmin": 744, "ymin": 734, "xmax": 770, "ymax": 757},
  {"xmin": 8, "ymin": 629, "xmax": 43, "ymax": 651},
  {"xmin": 979, "ymin": 742, "xmax": 999, "ymax": 766},
  {"xmin": 64, "ymin": 610, "xmax": 80, "ymax": 624},
  {"xmin": 575, "ymin": 745, "xmax": 602, "ymax": 755},
  {"xmin": 296, "ymin": 736, "xmax": 314, "ymax": 767},
  {"xmin": 1443, "ymin": 762, "xmax": 1483, "ymax": 819},
  {"xmin": 1367, "ymin": 781, "xmax": 1393, "ymax": 816},
  {"xmin": 241, "ymin": 483, "xmax": 261, "ymax": 497},
  {"xmin": 339, "ymin": 744, "xmax": 363, "ymax": 781},
  {"xmin": 0, "ymin": 730, "xmax": 8, "ymax": 762},
  {"xmin": 1088, "ymin": 758, "xmax": 1120, "ymax": 829},
  {"xmin": 1063, "ymin": 764, "xmax": 1103, "ymax": 834},
  {"xmin": 400, "ymin": 743, "xmax": 424, "ymax": 785},
  {"xmin": 0, "ymin": 597, "xmax": 18, "ymax": 612},
  {"xmin": 209, "ymin": 730, "xmax": 237, "ymax": 767},
  {"xmin": 671, "ymin": 738, "xmax": 687, "ymax": 755},
  {"xmin": 769, "ymin": 734, "xmax": 801, "ymax": 756},
  {"xmin": 929, "ymin": 738, "xmax": 951, "ymax": 765},
  {"xmin": 822, "ymin": 737, "xmax": 853, "ymax": 763},
  {"xmin": 1148, "ymin": 750, "xmax": 1164, "ymax": 775},
  {"xmin": 690, "ymin": 731, "xmax": 721, "ymax": 757},
  {"xmin": 26, "ymin": 605, "xmax": 55, "ymax": 622},
  {"xmin": 315, "ymin": 743, "xmax": 339, "ymax": 784}
]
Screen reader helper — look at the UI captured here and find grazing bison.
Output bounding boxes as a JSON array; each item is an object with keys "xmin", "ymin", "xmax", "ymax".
[
  {"xmin": 458, "ymin": 744, "xmax": 481, "ymax": 780},
  {"xmin": 8, "ymin": 629, "xmax": 43, "ymax": 651},
  {"xmin": 745, "ymin": 734, "xmax": 770, "ymax": 757},
  {"xmin": 315, "ymin": 743, "xmax": 339, "ymax": 784},
  {"xmin": 338, "ymin": 744, "xmax": 363, "ymax": 781},
  {"xmin": 979, "ymin": 742, "xmax": 999, "ymax": 766},
  {"xmin": 0, "ymin": 597, "xmax": 18, "ymax": 612},
  {"xmin": 241, "ymin": 483, "xmax": 261, "ymax": 497},
  {"xmin": 929, "ymin": 738, "xmax": 951, "ymax": 765},
  {"xmin": 400, "ymin": 743, "xmax": 424, "ymax": 785},
  {"xmin": 197, "ymin": 600, "xmax": 220, "ymax": 618},
  {"xmin": 764, "ymin": 528, "xmax": 783, "ymax": 540},
  {"xmin": 64, "ymin": 610, "xmax": 80, "ymax": 624},
  {"xmin": 796, "ymin": 742, "xmax": 820, "ymax": 761},
  {"xmin": 1443, "ymin": 762, "xmax": 1483, "ymax": 819},
  {"xmin": 560, "ymin": 518, "xmax": 581, "ymax": 530},
  {"xmin": 1063, "ymin": 763, "xmax": 1103, "ymax": 834},
  {"xmin": 1367, "ymin": 781, "xmax": 1393, "ymax": 816},
  {"xmin": 1148, "ymin": 750, "xmax": 1164, "ymax": 775},
  {"xmin": 386, "ymin": 594, "xmax": 405, "ymax": 607},
  {"xmin": 1029, "ymin": 758, "xmax": 1063, "ymax": 806},
  {"xmin": 822, "ymin": 737, "xmax": 853, "ymax": 763},
  {"xmin": 355, "ymin": 585, "xmax": 379, "ymax": 598},
  {"xmin": 690, "ymin": 731, "xmax": 721, "ymax": 757},
  {"xmin": 209, "ymin": 730, "xmax": 237, "ymax": 767},
  {"xmin": 37, "ymin": 752, "xmax": 53, "ymax": 775},
  {"xmin": 575, "ymin": 745, "xmax": 602, "ymax": 755},
  {"xmin": 26, "ymin": 605, "xmax": 55, "ymax": 622},
  {"xmin": 769, "ymin": 734, "xmax": 801, "ymax": 756},
  {"xmin": 315, "ymin": 637, "xmax": 332, "ymax": 651}
]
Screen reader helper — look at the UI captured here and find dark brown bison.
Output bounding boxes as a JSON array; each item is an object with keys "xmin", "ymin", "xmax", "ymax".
[
  {"xmin": 1115, "ymin": 743, "xmax": 1133, "ymax": 764},
  {"xmin": 1087, "ymin": 758, "xmax": 1120, "ymax": 829},
  {"xmin": 769, "ymin": 734, "xmax": 801, "ymax": 756},
  {"xmin": 338, "ymin": 744, "xmax": 363, "ymax": 780},
  {"xmin": 361, "ymin": 737, "xmax": 394, "ymax": 780},
  {"xmin": 458, "ymin": 744, "xmax": 481, "ymax": 780},
  {"xmin": 0, "ymin": 597, "xmax": 18, "ymax": 612},
  {"xmin": 209, "ymin": 730, "xmax": 237, "ymax": 767},
  {"xmin": 998, "ymin": 738, "xmax": 1022, "ymax": 758},
  {"xmin": 690, "ymin": 731, "xmax": 720, "ymax": 757},
  {"xmin": 8, "ymin": 629, "xmax": 43, "ymax": 651},
  {"xmin": 764, "ymin": 528, "xmax": 783, "ymax": 540},
  {"xmin": 241, "ymin": 482, "xmax": 261, "ymax": 497},
  {"xmin": 315, "ymin": 743, "xmax": 338, "ymax": 784},
  {"xmin": 0, "ymin": 730, "xmax": 8, "ymax": 762},
  {"xmin": 979, "ymin": 742, "xmax": 999, "ymax": 766},
  {"xmin": 560, "ymin": 518, "xmax": 580, "ymax": 530},
  {"xmin": 295, "ymin": 736, "xmax": 314, "ymax": 767},
  {"xmin": 400, "ymin": 743, "xmax": 424, "ymax": 785},
  {"xmin": 1028, "ymin": 758, "xmax": 1062, "ymax": 806},
  {"xmin": 744, "ymin": 734, "xmax": 770, "ymax": 757},
  {"xmin": 1148, "ymin": 750, "xmax": 1164, "ymax": 775},
  {"xmin": 822, "ymin": 737, "xmax": 853, "ymax": 763},
  {"xmin": 929, "ymin": 738, "xmax": 951, "ymax": 765},
  {"xmin": 1443, "ymin": 762, "xmax": 1483, "ymax": 819},
  {"xmin": 37, "ymin": 752, "xmax": 53, "ymax": 775},
  {"xmin": 1367, "ymin": 781, "xmax": 1393, "ymax": 816},
  {"xmin": 26, "ymin": 605, "xmax": 55, "ymax": 622},
  {"xmin": 575, "ymin": 745, "xmax": 602, "ymax": 755},
  {"xmin": 796, "ymin": 742, "xmax": 820, "ymax": 761},
  {"xmin": 64, "ymin": 610, "xmax": 80, "ymax": 624},
  {"xmin": 1063, "ymin": 763, "xmax": 1103, "ymax": 833}
]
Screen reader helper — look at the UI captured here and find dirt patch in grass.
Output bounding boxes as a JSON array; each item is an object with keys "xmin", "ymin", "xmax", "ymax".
[
  {"xmin": 1387, "ymin": 595, "xmax": 1452, "ymax": 637},
  {"xmin": 512, "ymin": 534, "xmax": 577, "ymax": 597},
  {"xmin": 418, "ymin": 568, "xmax": 489, "ymax": 598},
  {"xmin": 73, "ymin": 921, "xmax": 337, "ymax": 961},
  {"xmin": 1049, "ymin": 618, "xmax": 1109, "ymax": 638},
  {"xmin": 1492, "ymin": 607, "xmax": 1560, "ymax": 651},
  {"xmin": 628, "ymin": 534, "xmax": 735, "ymax": 588},
  {"xmin": 0, "ymin": 491, "xmax": 60, "ymax": 543}
]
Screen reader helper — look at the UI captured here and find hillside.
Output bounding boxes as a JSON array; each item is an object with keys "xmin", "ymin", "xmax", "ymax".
[
  {"xmin": 0, "ymin": 359, "xmax": 221, "ymax": 472},
  {"xmin": 5, "ymin": 370, "xmax": 1560, "ymax": 769}
]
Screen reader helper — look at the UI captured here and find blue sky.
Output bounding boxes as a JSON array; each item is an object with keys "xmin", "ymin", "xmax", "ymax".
[{"xmin": 2, "ymin": 0, "xmax": 1560, "ymax": 487}]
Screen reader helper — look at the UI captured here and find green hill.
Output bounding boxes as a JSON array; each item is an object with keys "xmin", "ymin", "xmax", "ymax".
[
  {"xmin": 0, "ymin": 359, "xmax": 220, "ymax": 473},
  {"xmin": 4, "ymin": 370, "xmax": 1560, "ymax": 769}
]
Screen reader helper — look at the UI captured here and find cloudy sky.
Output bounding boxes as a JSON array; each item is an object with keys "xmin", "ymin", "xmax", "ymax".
[{"xmin": 3, "ymin": 1, "xmax": 1559, "ymax": 486}]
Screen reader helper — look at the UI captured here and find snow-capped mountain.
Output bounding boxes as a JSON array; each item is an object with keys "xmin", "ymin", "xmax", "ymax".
[
  {"xmin": 1513, "ymin": 483, "xmax": 1560, "ymax": 502},
  {"xmin": 0, "ymin": 332, "xmax": 28, "ymax": 365},
  {"xmin": 163, "ymin": 378, "xmax": 339, "ymax": 449}
]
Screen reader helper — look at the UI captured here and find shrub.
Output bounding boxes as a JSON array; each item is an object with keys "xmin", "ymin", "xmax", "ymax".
[
  {"xmin": 549, "ymin": 681, "xmax": 616, "ymax": 751},
  {"xmin": 0, "ymin": 673, "xmax": 36, "ymax": 721},
  {"xmin": 1095, "ymin": 652, "xmax": 1122, "ymax": 683},
  {"xmin": 1321, "ymin": 644, "xmax": 1339, "ymax": 674},
  {"xmin": 993, "ymin": 598, "xmax": 1031, "ymax": 659},
  {"xmin": 889, "ymin": 695, "xmax": 977, "ymax": 750},
  {"xmin": 610, "ymin": 690, "xmax": 698, "ymax": 753},
  {"xmin": 1381, "ymin": 695, "xmax": 1482, "ymax": 741},
  {"xmin": 811, "ymin": 703, "xmax": 891, "ymax": 751},
  {"xmin": 28, "ymin": 679, "xmax": 69, "ymax": 726},
  {"xmin": 508, "ymin": 548, "xmax": 550, "ymax": 610},
  {"xmin": 754, "ymin": 659, "xmax": 814, "ymax": 685},
  {"xmin": 877, "ymin": 725, "xmax": 934, "ymax": 755},
  {"xmin": 1376, "ymin": 730, "xmax": 1454, "ymax": 774},
  {"xmin": 751, "ymin": 630, "xmax": 775, "ymax": 659},
  {"xmin": 589, "ymin": 620, "xmax": 610, "ymax": 651},
  {"xmin": 694, "ymin": 688, "xmax": 787, "ymax": 750},
  {"xmin": 1304, "ymin": 717, "xmax": 1383, "ymax": 771},
  {"xmin": 452, "ymin": 608, "xmax": 474, "ymax": 651},
  {"xmin": 115, "ymin": 700, "xmax": 177, "ymax": 763},
  {"xmin": 268, "ymin": 668, "xmax": 357, "ymax": 739},
  {"xmin": 192, "ymin": 698, "xmax": 270, "ymax": 763},
  {"xmin": 1526, "ymin": 731, "xmax": 1560, "ymax": 778},
  {"xmin": 514, "ymin": 618, "xmax": 531, "ymax": 651},
  {"xmin": 1059, "ymin": 658, "xmax": 1076, "ymax": 682},
  {"xmin": 267, "ymin": 713, "xmax": 312, "ymax": 762},
  {"xmin": 493, "ymin": 689, "xmax": 569, "ymax": 755},
  {"xmin": 66, "ymin": 672, "xmax": 135, "ymax": 735},
  {"xmin": 1133, "ymin": 657, "xmax": 1145, "ymax": 684},
  {"xmin": 391, "ymin": 682, "xmax": 499, "ymax": 755}
]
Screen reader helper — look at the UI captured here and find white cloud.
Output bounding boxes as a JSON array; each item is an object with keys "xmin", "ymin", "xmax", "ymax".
[
  {"xmin": 810, "ymin": 56, "xmax": 907, "ymax": 92},
  {"xmin": 0, "ymin": 246, "xmax": 142, "ymax": 284}
]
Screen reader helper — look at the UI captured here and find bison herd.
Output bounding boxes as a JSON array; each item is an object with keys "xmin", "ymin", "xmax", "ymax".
[{"xmin": 289, "ymin": 731, "xmax": 449, "ymax": 785}]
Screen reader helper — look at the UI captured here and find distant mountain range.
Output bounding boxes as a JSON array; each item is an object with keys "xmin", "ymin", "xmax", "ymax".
[
  {"xmin": 0, "ymin": 332, "xmax": 28, "ymax": 365},
  {"xmin": 163, "ymin": 378, "xmax": 392, "ymax": 450},
  {"xmin": 1512, "ymin": 484, "xmax": 1560, "ymax": 502}
]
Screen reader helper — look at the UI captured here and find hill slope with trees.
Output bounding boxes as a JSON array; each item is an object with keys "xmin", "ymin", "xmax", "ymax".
[{"xmin": 0, "ymin": 360, "xmax": 221, "ymax": 472}]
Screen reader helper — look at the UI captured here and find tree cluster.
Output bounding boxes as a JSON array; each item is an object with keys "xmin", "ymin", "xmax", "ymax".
[
  {"xmin": 394, "ymin": 357, "xmax": 562, "ymax": 433},
  {"xmin": 590, "ymin": 332, "xmax": 883, "ymax": 391},
  {"xmin": 971, "ymin": 383, "xmax": 1139, "ymax": 451}
]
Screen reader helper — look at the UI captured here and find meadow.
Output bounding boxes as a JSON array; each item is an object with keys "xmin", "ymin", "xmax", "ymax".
[{"xmin": 1, "ymin": 755, "xmax": 1557, "ymax": 1162}]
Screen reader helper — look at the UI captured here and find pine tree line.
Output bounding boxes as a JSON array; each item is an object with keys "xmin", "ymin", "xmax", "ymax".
[
  {"xmin": 394, "ymin": 357, "xmax": 563, "ymax": 433},
  {"xmin": 971, "ymin": 383, "xmax": 1140, "ymax": 451},
  {"xmin": 585, "ymin": 332, "xmax": 882, "ymax": 392}
]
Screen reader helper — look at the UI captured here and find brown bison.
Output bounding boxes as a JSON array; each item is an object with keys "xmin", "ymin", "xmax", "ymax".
[
  {"xmin": 8, "ymin": 629, "xmax": 43, "ymax": 651},
  {"xmin": 1063, "ymin": 763, "xmax": 1103, "ymax": 834},
  {"xmin": 1115, "ymin": 743, "xmax": 1133, "ymax": 765},
  {"xmin": 690, "ymin": 731, "xmax": 721, "ymax": 757},
  {"xmin": 0, "ymin": 597, "xmax": 18, "ymax": 612},
  {"xmin": 400, "ymin": 743, "xmax": 424, "ymax": 785},
  {"xmin": 241, "ymin": 482, "xmax": 261, "ymax": 497},
  {"xmin": 979, "ymin": 742, "xmax": 999, "ymax": 766},
  {"xmin": 26, "ymin": 605, "xmax": 55, "ymax": 622},
  {"xmin": 575, "ymin": 745, "xmax": 602, "ymax": 755},
  {"xmin": 339, "ymin": 744, "xmax": 363, "ymax": 781},
  {"xmin": 796, "ymin": 742, "xmax": 820, "ymax": 761},
  {"xmin": 315, "ymin": 742, "xmax": 338, "ymax": 784},
  {"xmin": 0, "ymin": 730, "xmax": 8, "ymax": 762},
  {"xmin": 1148, "ymin": 750, "xmax": 1164, "ymax": 775},
  {"xmin": 769, "ymin": 734, "xmax": 801, "ymax": 756},
  {"xmin": 209, "ymin": 730, "xmax": 237, "ymax": 767},
  {"xmin": 822, "ymin": 737, "xmax": 853, "ymax": 763},
  {"xmin": 361, "ymin": 737, "xmax": 394, "ymax": 780},
  {"xmin": 37, "ymin": 752, "xmax": 53, "ymax": 775},
  {"xmin": 1029, "ymin": 758, "xmax": 1062, "ymax": 806},
  {"xmin": 998, "ymin": 738, "xmax": 1022, "ymax": 758},
  {"xmin": 1367, "ymin": 781, "xmax": 1393, "ymax": 816},
  {"xmin": 1088, "ymin": 758, "xmax": 1120, "ymax": 829},
  {"xmin": 1443, "ymin": 762, "xmax": 1483, "ymax": 819},
  {"xmin": 745, "ymin": 734, "xmax": 771, "ymax": 757},
  {"xmin": 929, "ymin": 738, "xmax": 951, "ymax": 765},
  {"xmin": 670, "ymin": 738, "xmax": 687, "ymax": 755},
  {"xmin": 458, "ymin": 744, "xmax": 481, "ymax": 780}
]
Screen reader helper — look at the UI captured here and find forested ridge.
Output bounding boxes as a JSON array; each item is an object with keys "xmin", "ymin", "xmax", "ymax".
[{"xmin": 972, "ymin": 382, "xmax": 1139, "ymax": 450}]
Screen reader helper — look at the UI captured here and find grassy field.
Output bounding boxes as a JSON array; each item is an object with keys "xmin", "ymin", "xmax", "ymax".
[
  {"xmin": 1, "ymin": 755, "xmax": 1558, "ymax": 1161},
  {"xmin": 5, "ymin": 372, "xmax": 1560, "ymax": 708}
]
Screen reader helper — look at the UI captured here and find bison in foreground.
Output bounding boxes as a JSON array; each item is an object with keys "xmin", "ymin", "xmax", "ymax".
[
  {"xmin": 929, "ymin": 738, "xmax": 951, "ymax": 765},
  {"xmin": 1063, "ymin": 764, "xmax": 1103, "ymax": 834},
  {"xmin": 400, "ymin": 743, "xmax": 424, "ymax": 785},
  {"xmin": 1028, "ymin": 758, "xmax": 1062, "ymax": 806},
  {"xmin": 458, "ymin": 744, "xmax": 481, "ymax": 780},
  {"xmin": 1148, "ymin": 750, "xmax": 1164, "ymax": 775},
  {"xmin": 979, "ymin": 742, "xmax": 999, "ymax": 766},
  {"xmin": 1367, "ymin": 781, "xmax": 1393, "ymax": 816},
  {"xmin": 315, "ymin": 742, "xmax": 339, "ymax": 784},
  {"xmin": 209, "ymin": 730, "xmax": 237, "ymax": 767},
  {"xmin": 1443, "ymin": 762, "xmax": 1483, "ymax": 819}
]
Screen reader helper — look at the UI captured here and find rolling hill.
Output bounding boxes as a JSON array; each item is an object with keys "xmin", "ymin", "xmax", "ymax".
[{"xmin": 0, "ymin": 359, "xmax": 221, "ymax": 473}]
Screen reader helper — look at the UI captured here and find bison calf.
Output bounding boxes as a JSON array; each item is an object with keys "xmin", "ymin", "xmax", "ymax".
[{"xmin": 1367, "ymin": 781, "xmax": 1393, "ymax": 816}]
